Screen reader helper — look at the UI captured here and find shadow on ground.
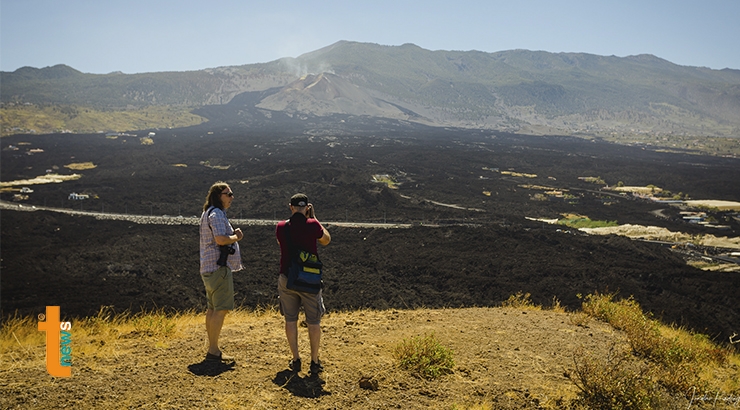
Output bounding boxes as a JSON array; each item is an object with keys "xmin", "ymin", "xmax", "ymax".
[
  {"xmin": 272, "ymin": 369, "xmax": 329, "ymax": 398},
  {"xmin": 187, "ymin": 360, "xmax": 236, "ymax": 377}
]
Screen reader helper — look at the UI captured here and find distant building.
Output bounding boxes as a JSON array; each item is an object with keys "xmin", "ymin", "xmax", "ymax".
[{"xmin": 68, "ymin": 192, "xmax": 89, "ymax": 200}]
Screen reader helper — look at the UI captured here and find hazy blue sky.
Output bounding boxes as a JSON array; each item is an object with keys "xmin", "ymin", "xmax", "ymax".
[{"xmin": 2, "ymin": 0, "xmax": 738, "ymax": 74}]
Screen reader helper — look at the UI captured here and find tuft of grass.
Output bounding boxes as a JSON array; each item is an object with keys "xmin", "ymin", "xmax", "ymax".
[
  {"xmin": 393, "ymin": 333, "xmax": 455, "ymax": 380},
  {"xmin": 550, "ymin": 296, "xmax": 566, "ymax": 313},
  {"xmin": 129, "ymin": 310, "xmax": 177, "ymax": 337},
  {"xmin": 501, "ymin": 291, "xmax": 541, "ymax": 310},
  {"xmin": 0, "ymin": 313, "xmax": 45, "ymax": 359},
  {"xmin": 372, "ymin": 174, "xmax": 399, "ymax": 189},
  {"xmin": 571, "ymin": 344, "xmax": 669, "ymax": 409}
]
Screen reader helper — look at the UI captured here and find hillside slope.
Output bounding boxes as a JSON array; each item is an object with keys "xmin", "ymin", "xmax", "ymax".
[{"xmin": 3, "ymin": 41, "xmax": 739, "ymax": 138}]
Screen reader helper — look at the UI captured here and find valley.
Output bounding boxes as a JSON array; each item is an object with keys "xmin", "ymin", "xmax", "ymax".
[{"xmin": 2, "ymin": 124, "xmax": 739, "ymax": 345}]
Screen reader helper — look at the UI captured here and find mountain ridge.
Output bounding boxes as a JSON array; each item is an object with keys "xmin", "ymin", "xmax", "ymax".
[{"xmin": 2, "ymin": 41, "xmax": 739, "ymax": 139}]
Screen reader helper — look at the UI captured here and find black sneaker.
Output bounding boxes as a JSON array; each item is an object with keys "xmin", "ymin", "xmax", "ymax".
[
  {"xmin": 205, "ymin": 352, "xmax": 235, "ymax": 363},
  {"xmin": 289, "ymin": 358, "xmax": 301, "ymax": 372},
  {"xmin": 309, "ymin": 360, "xmax": 323, "ymax": 375}
]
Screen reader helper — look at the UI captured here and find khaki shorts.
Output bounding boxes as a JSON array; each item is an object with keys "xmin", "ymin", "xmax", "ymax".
[
  {"xmin": 201, "ymin": 266, "xmax": 234, "ymax": 311},
  {"xmin": 278, "ymin": 274, "xmax": 325, "ymax": 325}
]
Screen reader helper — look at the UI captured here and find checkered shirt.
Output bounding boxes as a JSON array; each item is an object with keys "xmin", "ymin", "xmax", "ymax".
[{"xmin": 199, "ymin": 206, "xmax": 242, "ymax": 274}]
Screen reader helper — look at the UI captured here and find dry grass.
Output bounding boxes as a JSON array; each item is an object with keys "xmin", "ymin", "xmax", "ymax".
[
  {"xmin": 576, "ymin": 292, "xmax": 739, "ymax": 408},
  {"xmin": 393, "ymin": 333, "xmax": 455, "ymax": 380},
  {"xmin": 1, "ymin": 104, "xmax": 205, "ymax": 136},
  {"xmin": 500, "ymin": 291, "xmax": 541, "ymax": 310},
  {"xmin": 2, "ymin": 295, "xmax": 738, "ymax": 409},
  {"xmin": 0, "ymin": 173, "xmax": 82, "ymax": 188},
  {"xmin": 64, "ymin": 162, "xmax": 97, "ymax": 170}
]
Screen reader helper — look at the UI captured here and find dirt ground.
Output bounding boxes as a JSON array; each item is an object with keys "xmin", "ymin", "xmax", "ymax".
[
  {"xmin": 2, "ymin": 122, "xmax": 740, "ymax": 407},
  {"xmin": 2, "ymin": 307, "xmax": 634, "ymax": 409}
]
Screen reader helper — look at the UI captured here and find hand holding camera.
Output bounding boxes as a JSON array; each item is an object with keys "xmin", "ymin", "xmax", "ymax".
[{"xmin": 306, "ymin": 203, "xmax": 315, "ymax": 219}]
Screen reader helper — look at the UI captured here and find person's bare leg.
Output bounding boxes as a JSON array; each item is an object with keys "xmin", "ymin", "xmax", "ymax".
[
  {"xmin": 285, "ymin": 320, "xmax": 300, "ymax": 360},
  {"xmin": 308, "ymin": 324, "xmax": 321, "ymax": 363},
  {"xmin": 206, "ymin": 309, "xmax": 228, "ymax": 355}
]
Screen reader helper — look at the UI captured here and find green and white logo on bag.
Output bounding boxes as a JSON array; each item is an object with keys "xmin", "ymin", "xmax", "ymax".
[{"xmin": 299, "ymin": 251, "xmax": 321, "ymax": 274}]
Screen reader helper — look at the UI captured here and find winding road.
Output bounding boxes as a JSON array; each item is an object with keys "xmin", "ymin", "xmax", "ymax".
[{"xmin": 0, "ymin": 200, "xmax": 412, "ymax": 229}]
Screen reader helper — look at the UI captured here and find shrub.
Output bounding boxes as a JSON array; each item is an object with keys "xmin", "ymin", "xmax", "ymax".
[
  {"xmin": 501, "ymin": 291, "xmax": 540, "ymax": 310},
  {"xmin": 393, "ymin": 333, "xmax": 454, "ymax": 380},
  {"xmin": 571, "ymin": 344, "xmax": 669, "ymax": 409},
  {"xmin": 579, "ymin": 292, "xmax": 730, "ymax": 400}
]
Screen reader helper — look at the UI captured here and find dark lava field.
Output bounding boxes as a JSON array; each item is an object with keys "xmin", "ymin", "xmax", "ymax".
[{"xmin": 2, "ymin": 116, "xmax": 739, "ymax": 343}]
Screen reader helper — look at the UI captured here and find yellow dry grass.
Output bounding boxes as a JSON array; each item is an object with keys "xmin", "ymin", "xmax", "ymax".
[
  {"xmin": 684, "ymin": 200, "xmax": 740, "ymax": 211},
  {"xmin": 608, "ymin": 186, "xmax": 663, "ymax": 194},
  {"xmin": 64, "ymin": 162, "xmax": 97, "ymax": 170},
  {"xmin": 0, "ymin": 173, "xmax": 82, "ymax": 187},
  {"xmin": 579, "ymin": 224, "xmax": 740, "ymax": 250}
]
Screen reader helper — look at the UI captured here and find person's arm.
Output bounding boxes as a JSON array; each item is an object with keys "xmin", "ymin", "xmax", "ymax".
[
  {"xmin": 210, "ymin": 210, "xmax": 243, "ymax": 245},
  {"xmin": 215, "ymin": 228, "xmax": 242, "ymax": 245},
  {"xmin": 318, "ymin": 227, "xmax": 331, "ymax": 246},
  {"xmin": 316, "ymin": 220, "xmax": 330, "ymax": 246},
  {"xmin": 307, "ymin": 203, "xmax": 331, "ymax": 246}
]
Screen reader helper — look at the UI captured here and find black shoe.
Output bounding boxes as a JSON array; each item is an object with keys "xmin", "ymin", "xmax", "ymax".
[
  {"xmin": 309, "ymin": 360, "xmax": 323, "ymax": 375},
  {"xmin": 205, "ymin": 352, "xmax": 235, "ymax": 363},
  {"xmin": 289, "ymin": 358, "xmax": 301, "ymax": 372}
]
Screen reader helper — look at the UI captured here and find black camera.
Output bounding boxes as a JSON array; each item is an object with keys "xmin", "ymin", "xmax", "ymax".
[{"xmin": 217, "ymin": 245, "xmax": 236, "ymax": 266}]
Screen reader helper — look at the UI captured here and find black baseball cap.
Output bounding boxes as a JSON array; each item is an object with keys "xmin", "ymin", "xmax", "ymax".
[{"xmin": 290, "ymin": 193, "xmax": 308, "ymax": 207}]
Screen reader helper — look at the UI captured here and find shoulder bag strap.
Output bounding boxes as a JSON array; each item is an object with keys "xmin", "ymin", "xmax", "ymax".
[
  {"xmin": 283, "ymin": 220, "xmax": 295, "ymax": 255},
  {"xmin": 205, "ymin": 206, "xmax": 217, "ymax": 233}
]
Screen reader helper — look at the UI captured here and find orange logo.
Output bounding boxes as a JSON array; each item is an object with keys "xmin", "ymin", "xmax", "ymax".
[{"xmin": 37, "ymin": 306, "xmax": 72, "ymax": 377}]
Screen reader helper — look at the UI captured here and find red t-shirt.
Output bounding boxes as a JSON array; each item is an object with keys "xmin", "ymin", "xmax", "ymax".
[{"xmin": 276, "ymin": 213, "xmax": 324, "ymax": 275}]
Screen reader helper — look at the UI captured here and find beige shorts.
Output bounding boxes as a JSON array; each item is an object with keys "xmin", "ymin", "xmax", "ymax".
[
  {"xmin": 201, "ymin": 266, "xmax": 234, "ymax": 311},
  {"xmin": 278, "ymin": 274, "xmax": 325, "ymax": 325}
]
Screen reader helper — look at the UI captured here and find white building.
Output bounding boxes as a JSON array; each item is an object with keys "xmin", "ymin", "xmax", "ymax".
[{"xmin": 68, "ymin": 192, "xmax": 89, "ymax": 200}]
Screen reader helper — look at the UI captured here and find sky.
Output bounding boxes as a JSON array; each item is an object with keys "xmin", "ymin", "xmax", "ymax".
[{"xmin": 2, "ymin": 0, "xmax": 739, "ymax": 75}]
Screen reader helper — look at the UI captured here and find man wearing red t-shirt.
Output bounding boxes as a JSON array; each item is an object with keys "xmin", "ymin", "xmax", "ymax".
[{"xmin": 276, "ymin": 193, "xmax": 331, "ymax": 375}]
